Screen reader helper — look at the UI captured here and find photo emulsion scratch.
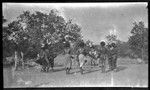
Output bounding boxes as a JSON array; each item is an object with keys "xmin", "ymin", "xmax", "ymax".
[{"xmin": 3, "ymin": 2, "xmax": 148, "ymax": 88}]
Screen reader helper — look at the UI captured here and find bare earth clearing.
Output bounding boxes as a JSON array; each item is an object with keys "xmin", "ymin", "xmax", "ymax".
[{"xmin": 3, "ymin": 55, "xmax": 148, "ymax": 87}]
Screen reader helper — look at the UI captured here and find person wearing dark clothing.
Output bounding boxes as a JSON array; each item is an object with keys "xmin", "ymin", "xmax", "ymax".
[
  {"xmin": 35, "ymin": 57, "xmax": 48, "ymax": 72},
  {"xmin": 107, "ymin": 44, "xmax": 112, "ymax": 70},
  {"xmin": 111, "ymin": 43, "xmax": 118, "ymax": 71},
  {"xmin": 108, "ymin": 43, "xmax": 118, "ymax": 71},
  {"xmin": 63, "ymin": 41, "xmax": 72, "ymax": 74},
  {"xmin": 36, "ymin": 48, "xmax": 49, "ymax": 72},
  {"xmin": 78, "ymin": 49, "xmax": 88, "ymax": 74},
  {"xmin": 98, "ymin": 41, "xmax": 108, "ymax": 73},
  {"xmin": 48, "ymin": 52, "xmax": 57, "ymax": 71}
]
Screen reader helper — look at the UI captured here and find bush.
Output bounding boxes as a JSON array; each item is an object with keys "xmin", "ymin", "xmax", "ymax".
[
  {"xmin": 143, "ymin": 54, "xmax": 148, "ymax": 63},
  {"xmin": 3, "ymin": 58, "xmax": 14, "ymax": 68}
]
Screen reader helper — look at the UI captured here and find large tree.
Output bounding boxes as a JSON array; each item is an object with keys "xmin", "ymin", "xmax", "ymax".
[
  {"xmin": 128, "ymin": 21, "xmax": 148, "ymax": 60},
  {"xmin": 3, "ymin": 17, "xmax": 17, "ymax": 58},
  {"xmin": 3, "ymin": 9, "xmax": 83, "ymax": 60}
]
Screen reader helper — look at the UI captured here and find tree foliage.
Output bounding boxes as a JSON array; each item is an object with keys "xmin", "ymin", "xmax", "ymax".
[
  {"xmin": 3, "ymin": 9, "xmax": 83, "ymax": 60},
  {"xmin": 128, "ymin": 21, "xmax": 148, "ymax": 60},
  {"xmin": 106, "ymin": 34, "xmax": 117, "ymax": 44}
]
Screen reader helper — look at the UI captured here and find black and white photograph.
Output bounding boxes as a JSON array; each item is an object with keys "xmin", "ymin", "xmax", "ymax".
[{"xmin": 2, "ymin": 2, "xmax": 148, "ymax": 88}]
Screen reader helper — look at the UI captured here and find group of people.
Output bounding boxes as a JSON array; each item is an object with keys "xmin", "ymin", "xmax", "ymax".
[
  {"xmin": 11, "ymin": 40, "xmax": 118, "ymax": 75},
  {"xmin": 98, "ymin": 41, "xmax": 118, "ymax": 73},
  {"xmin": 35, "ymin": 46, "xmax": 57, "ymax": 72},
  {"xmin": 64, "ymin": 41, "xmax": 118, "ymax": 74}
]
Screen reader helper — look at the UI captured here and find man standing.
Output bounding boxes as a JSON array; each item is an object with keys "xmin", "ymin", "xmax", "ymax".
[
  {"xmin": 107, "ymin": 44, "xmax": 112, "ymax": 71},
  {"xmin": 37, "ymin": 45, "xmax": 49, "ymax": 72},
  {"xmin": 78, "ymin": 49, "xmax": 88, "ymax": 74},
  {"xmin": 98, "ymin": 41, "xmax": 107, "ymax": 73},
  {"xmin": 65, "ymin": 48, "xmax": 72, "ymax": 74},
  {"xmin": 48, "ymin": 51, "xmax": 56, "ymax": 71},
  {"xmin": 108, "ymin": 43, "xmax": 118, "ymax": 71},
  {"xmin": 111, "ymin": 43, "xmax": 118, "ymax": 71}
]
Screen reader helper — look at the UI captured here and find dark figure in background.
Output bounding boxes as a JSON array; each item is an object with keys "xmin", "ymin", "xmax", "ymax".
[
  {"xmin": 108, "ymin": 43, "xmax": 118, "ymax": 71},
  {"xmin": 48, "ymin": 51, "xmax": 57, "ymax": 71},
  {"xmin": 63, "ymin": 41, "xmax": 72, "ymax": 74},
  {"xmin": 36, "ymin": 47, "xmax": 49, "ymax": 72},
  {"xmin": 43, "ymin": 43, "xmax": 58, "ymax": 72},
  {"xmin": 111, "ymin": 43, "xmax": 118, "ymax": 71},
  {"xmin": 98, "ymin": 41, "xmax": 107, "ymax": 73},
  {"xmin": 107, "ymin": 44, "xmax": 113, "ymax": 71},
  {"xmin": 78, "ymin": 49, "xmax": 88, "ymax": 74},
  {"xmin": 65, "ymin": 48, "xmax": 72, "ymax": 74},
  {"xmin": 88, "ymin": 48, "xmax": 97, "ymax": 66}
]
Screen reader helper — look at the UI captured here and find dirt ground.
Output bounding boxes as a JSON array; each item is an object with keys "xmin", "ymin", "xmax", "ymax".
[{"xmin": 3, "ymin": 56, "xmax": 148, "ymax": 87}]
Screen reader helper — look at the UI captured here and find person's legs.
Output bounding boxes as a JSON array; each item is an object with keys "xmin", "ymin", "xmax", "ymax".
[
  {"xmin": 66, "ymin": 60, "xmax": 72, "ymax": 74},
  {"xmin": 91, "ymin": 58, "xmax": 95, "ymax": 66},
  {"xmin": 49, "ymin": 58, "xmax": 53, "ymax": 71},
  {"xmin": 101, "ymin": 58, "xmax": 104, "ymax": 72},
  {"xmin": 104, "ymin": 59, "xmax": 106, "ymax": 72},
  {"xmin": 113, "ymin": 57, "xmax": 117, "ymax": 71},
  {"xmin": 101, "ymin": 59, "xmax": 106, "ymax": 73},
  {"xmin": 80, "ymin": 66, "xmax": 83, "ymax": 74},
  {"xmin": 46, "ymin": 58, "xmax": 50, "ymax": 72},
  {"xmin": 51, "ymin": 59, "xmax": 54, "ymax": 70},
  {"xmin": 68, "ymin": 67, "xmax": 71, "ymax": 74},
  {"xmin": 66, "ymin": 62, "xmax": 72, "ymax": 74},
  {"xmin": 91, "ymin": 59, "xmax": 93, "ymax": 66},
  {"xmin": 66, "ymin": 67, "xmax": 69, "ymax": 74},
  {"xmin": 44, "ymin": 65, "xmax": 49, "ymax": 72},
  {"xmin": 41, "ymin": 66, "xmax": 44, "ymax": 72},
  {"xmin": 41, "ymin": 58, "xmax": 48, "ymax": 72},
  {"xmin": 44, "ymin": 66, "xmax": 47, "ymax": 72},
  {"xmin": 108, "ymin": 57, "xmax": 112, "ymax": 71},
  {"xmin": 45, "ymin": 56, "xmax": 49, "ymax": 72},
  {"xmin": 112, "ymin": 58, "xmax": 115, "ymax": 70},
  {"xmin": 111, "ymin": 57, "xmax": 116, "ymax": 70},
  {"xmin": 69, "ymin": 60, "xmax": 72, "ymax": 71},
  {"xmin": 93, "ymin": 59, "xmax": 96, "ymax": 66},
  {"xmin": 45, "ymin": 61, "xmax": 50, "ymax": 72},
  {"xmin": 79, "ymin": 60, "xmax": 84, "ymax": 74},
  {"xmin": 98, "ymin": 58, "xmax": 101, "ymax": 67}
]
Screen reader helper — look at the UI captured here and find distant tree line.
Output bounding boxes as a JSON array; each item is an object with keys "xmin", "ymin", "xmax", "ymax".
[{"xmin": 105, "ymin": 21, "xmax": 148, "ymax": 62}]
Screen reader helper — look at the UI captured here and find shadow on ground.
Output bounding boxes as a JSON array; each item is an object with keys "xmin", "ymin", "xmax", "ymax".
[
  {"xmin": 54, "ymin": 64, "xmax": 64, "ymax": 67},
  {"xmin": 68, "ymin": 67, "xmax": 102, "ymax": 75},
  {"xmin": 47, "ymin": 67, "xmax": 65, "ymax": 73},
  {"xmin": 69, "ymin": 71, "xmax": 81, "ymax": 74},
  {"xmin": 83, "ymin": 68, "xmax": 102, "ymax": 74},
  {"xmin": 53, "ymin": 67, "xmax": 65, "ymax": 72},
  {"xmin": 116, "ymin": 66, "xmax": 127, "ymax": 72},
  {"xmin": 102, "ymin": 66, "xmax": 128, "ymax": 73}
]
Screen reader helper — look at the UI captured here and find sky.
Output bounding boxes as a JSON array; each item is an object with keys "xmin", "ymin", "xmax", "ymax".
[{"xmin": 2, "ymin": 3, "xmax": 148, "ymax": 44}]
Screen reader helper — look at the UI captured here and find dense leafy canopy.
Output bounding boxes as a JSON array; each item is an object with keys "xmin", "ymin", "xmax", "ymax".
[
  {"xmin": 128, "ymin": 21, "xmax": 148, "ymax": 60},
  {"xmin": 3, "ymin": 10, "xmax": 83, "ymax": 60}
]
